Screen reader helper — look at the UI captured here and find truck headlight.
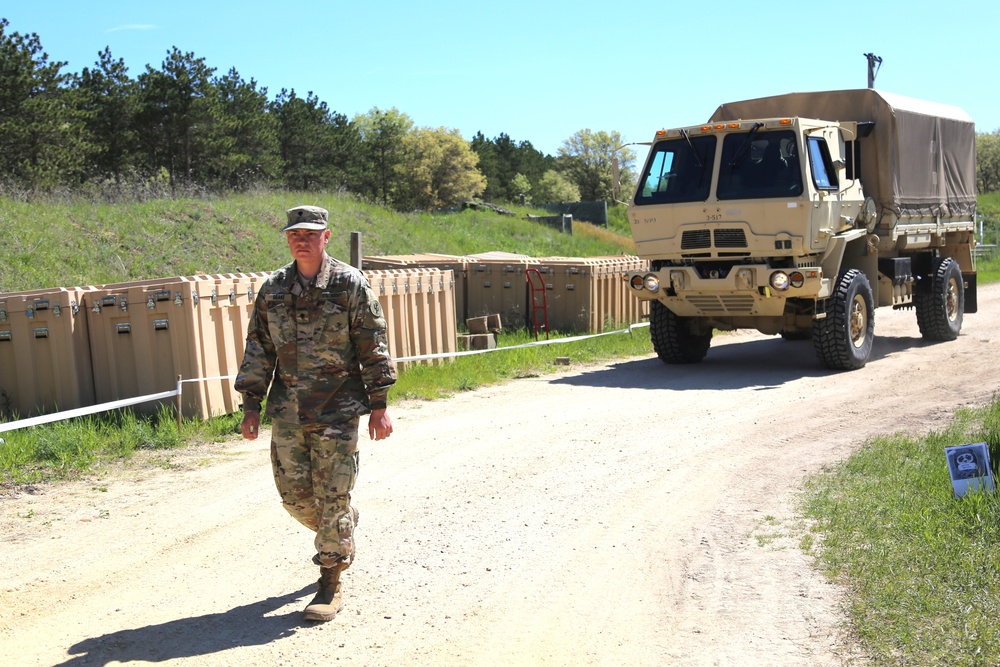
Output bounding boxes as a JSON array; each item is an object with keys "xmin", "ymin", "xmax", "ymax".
[
  {"xmin": 643, "ymin": 274, "xmax": 661, "ymax": 292},
  {"xmin": 769, "ymin": 271, "xmax": 790, "ymax": 291},
  {"xmin": 629, "ymin": 274, "xmax": 644, "ymax": 290}
]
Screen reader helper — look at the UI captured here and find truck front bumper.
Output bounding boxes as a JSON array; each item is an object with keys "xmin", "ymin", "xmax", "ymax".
[{"xmin": 624, "ymin": 265, "xmax": 827, "ymax": 317}]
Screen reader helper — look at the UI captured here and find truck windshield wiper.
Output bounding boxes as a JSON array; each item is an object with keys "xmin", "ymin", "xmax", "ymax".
[
  {"xmin": 679, "ymin": 129, "xmax": 702, "ymax": 168},
  {"xmin": 728, "ymin": 122, "xmax": 765, "ymax": 168}
]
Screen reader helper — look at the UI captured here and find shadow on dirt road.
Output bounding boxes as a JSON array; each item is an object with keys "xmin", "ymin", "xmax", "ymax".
[
  {"xmin": 552, "ymin": 332, "xmax": 929, "ymax": 391},
  {"xmin": 54, "ymin": 586, "xmax": 313, "ymax": 666}
]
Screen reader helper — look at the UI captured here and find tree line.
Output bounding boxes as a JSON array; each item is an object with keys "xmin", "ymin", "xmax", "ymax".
[
  {"xmin": 0, "ymin": 19, "xmax": 637, "ymax": 210},
  {"xmin": 28, "ymin": 20, "xmax": 1000, "ymax": 204}
]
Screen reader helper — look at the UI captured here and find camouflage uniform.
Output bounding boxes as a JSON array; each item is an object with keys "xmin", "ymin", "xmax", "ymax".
[{"xmin": 235, "ymin": 252, "xmax": 396, "ymax": 568}]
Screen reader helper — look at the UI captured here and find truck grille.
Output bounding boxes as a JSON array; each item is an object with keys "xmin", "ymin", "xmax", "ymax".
[
  {"xmin": 687, "ymin": 294, "xmax": 756, "ymax": 315},
  {"xmin": 681, "ymin": 230, "xmax": 711, "ymax": 249},
  {"xmin": 714, "ymin": 229, "xmax": 748, "ymax": 248},
  {"xmin": 680, "ymin": 228, "xmax": 748, "ymax": 250}
]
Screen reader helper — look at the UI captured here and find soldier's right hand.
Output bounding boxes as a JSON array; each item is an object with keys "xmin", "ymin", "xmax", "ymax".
[{"xmin": 242, "ymin": 411, "xmax": 261, "ymax": 440}]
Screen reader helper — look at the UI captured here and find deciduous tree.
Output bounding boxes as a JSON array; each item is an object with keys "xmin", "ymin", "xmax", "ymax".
[
  {"xmin": 395, "ymin": 126, "xmax": 486, "ymax": 210},
  {"xmin": 977, "ymin": 130, "xmax": 1000, "ymax": 194},
  {"xmin": 532, "ymin": 169, "xmax": 580, "ymax": 203},
  {"xmin": 511, "ymin": 173, "xmax": 531, "ymax": 202},
  {"xmin": 557, "ymin": 129, "xmax": 635, "ymax": 202}
]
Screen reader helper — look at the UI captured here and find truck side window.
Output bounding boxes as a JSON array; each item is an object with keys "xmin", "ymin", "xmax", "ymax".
[
  {"xmin": 634, "ymin": 135, "xmax": 716, "ymax": 205},
  {"xmin": 808, "ymin": 137, "xmax": 839, "ymax": 191}
]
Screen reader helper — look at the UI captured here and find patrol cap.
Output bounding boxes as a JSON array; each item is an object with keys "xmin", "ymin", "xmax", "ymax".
[{"xmin": 283, "ymin": 205, "xmax": 329, "ymax": 231}]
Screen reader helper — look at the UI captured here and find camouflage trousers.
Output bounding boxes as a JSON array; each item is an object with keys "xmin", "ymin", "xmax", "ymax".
[{"xmin": 270, "ymin": 418, "xmax": 361, "ymax": 568}]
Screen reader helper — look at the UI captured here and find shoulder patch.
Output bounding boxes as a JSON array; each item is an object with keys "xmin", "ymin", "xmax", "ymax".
[{"xmin": 370, "ymin": 299, "xmax": 384, "ymax": 318}]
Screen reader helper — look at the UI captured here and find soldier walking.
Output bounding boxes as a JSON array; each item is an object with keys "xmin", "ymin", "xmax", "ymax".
[{"xmin": 236, "ymin": 204, "xmax": 396, "ymax": 621}]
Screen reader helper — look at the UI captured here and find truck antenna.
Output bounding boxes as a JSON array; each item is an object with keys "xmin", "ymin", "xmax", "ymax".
[{"xmin": 864, "ymin": 53, "xmax": 882, "ymax": 89}]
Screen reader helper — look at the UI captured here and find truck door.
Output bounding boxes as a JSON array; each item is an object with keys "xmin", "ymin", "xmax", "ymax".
[{"xmin": 806, "ymin": 131, "xmax": 845, "ymax": 236}]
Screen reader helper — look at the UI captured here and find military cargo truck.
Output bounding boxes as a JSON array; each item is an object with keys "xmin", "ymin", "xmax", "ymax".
[{"xmin": 623, "ymin": 89, "xmax": 978, "ymax": 370}]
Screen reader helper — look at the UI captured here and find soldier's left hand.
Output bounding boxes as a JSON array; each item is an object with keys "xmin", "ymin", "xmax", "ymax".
[{"xmin": 368, "ymin": 409, "xmax": 393, "ymax": 441}]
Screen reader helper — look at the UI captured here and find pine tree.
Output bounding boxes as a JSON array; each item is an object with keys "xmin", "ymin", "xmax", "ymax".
[{"xmin": 0, "ymin": 19, "xmax": 86, "ymax": 188}]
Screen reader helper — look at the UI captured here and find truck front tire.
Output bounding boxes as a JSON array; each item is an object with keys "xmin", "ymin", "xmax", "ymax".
[
  {"xmin": 650, "ymin": 301, "xmax": 712, "ymax": 364},
  {"xmin": 813, "ymin": 269, "xmax": 874, "ymax": 371},
  {"xmin": 915, "ymin": 256, "xmax": 963, "ymax": 341}
]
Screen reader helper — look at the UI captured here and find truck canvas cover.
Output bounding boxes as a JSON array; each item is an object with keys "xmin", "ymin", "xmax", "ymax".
[{"xmin": 709, "ymin": 89, "xmax": 976, "ymax": 220}]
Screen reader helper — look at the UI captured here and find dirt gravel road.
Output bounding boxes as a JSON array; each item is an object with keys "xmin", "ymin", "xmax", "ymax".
[{"xmin": 3, "ymin": 284, "xmax": 999, "ymax": 667}]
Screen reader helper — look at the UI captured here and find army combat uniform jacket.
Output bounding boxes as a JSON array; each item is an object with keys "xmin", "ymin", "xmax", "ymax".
[{"xmin": 235, "ymin": 254, "xmax": 397, "ymax": 424}]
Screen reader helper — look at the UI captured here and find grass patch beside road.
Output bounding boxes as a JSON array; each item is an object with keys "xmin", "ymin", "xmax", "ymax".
[
  {"xmin": 801, "ymin": 398, "xmax": 1000, "ymax": 665},
  {"xmin": 975, "ymin": 251, "xmax": 1000, "ymax": 284},
  {"xmin": 0, "ymin": 405, "xmax": 246, "ymax": 486}
]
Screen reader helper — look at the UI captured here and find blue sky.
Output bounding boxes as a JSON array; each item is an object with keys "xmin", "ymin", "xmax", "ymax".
[{"xmin": 5, "ymin": 1, "xmax": 999, "ymax": 159}]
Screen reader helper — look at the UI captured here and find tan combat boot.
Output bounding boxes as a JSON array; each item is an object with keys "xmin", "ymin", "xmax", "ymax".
[{"xmin": 303, "ymin": 564, "xmax": 346, "ymax": 622}]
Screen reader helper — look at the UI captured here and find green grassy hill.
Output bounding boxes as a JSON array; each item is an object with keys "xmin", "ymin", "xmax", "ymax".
[
  {"xmin": 4, "ymin": 191, "xmax": 997, "ymax": 294},
  {"xmin": 0, "ymin": 193, "xmax": 636, "ymax": 293}
]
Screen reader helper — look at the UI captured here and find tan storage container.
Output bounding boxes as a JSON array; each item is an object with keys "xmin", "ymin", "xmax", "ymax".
[
  {"xmin": 86, "ymin": 274, "xmax": 263, "ymax": 420},
  {"xmin": 186, "ymin": 273, "xmax": 268, "ymax": 418},
  {"xmin": 465, "ymin": 252, "xmax": 536, "ymax": 330},
  {"xmin": 217, "ymin": 272, "xmax": 270, "ymax": 412},
  {"xmin": 86, "ymin": 277, "xmax": 201, "ymax": 417},
  {"xmin": 532, "ymin": 256, "xmax": 650, "ymax": 333},
  {"xmin": 366, "ymin": 268, "xmax": 457, "ymax": 368},
  {"xmin": 465, "ymin": 260, "xmax": 501, "ymax": 322},
  {"xmin": 532, "ymin": 259, "xmax": 585, "ymax": 333},
  {"xmin": 598, "ymin": 256, "xmax": 651, "ymax": 328},
  {"xmin": 363, "ymin": 254, "xmax": 466, "ymax": 323},
  {"xmin": 0, "ymin": 287, "xmax": 98, "ymax": 418},
  {"xmin": 367, "ymin": 270, "xmax": 412, "ymax": 369}
]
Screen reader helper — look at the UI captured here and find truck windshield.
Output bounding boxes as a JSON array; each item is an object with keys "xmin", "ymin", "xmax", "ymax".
[
  {"xmin": 717, "ymin": 130, "xmax": 803, "ymax": 200},
  {"xmin": 634, "ymin": 135, "xmax": 716, "ymax": 205}
]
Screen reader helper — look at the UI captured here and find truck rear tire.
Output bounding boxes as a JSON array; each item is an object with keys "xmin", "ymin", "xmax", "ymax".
[
  {"xmin": 915, "ymin": 256, "xmax": 963, "ymax": 341},
  {"xmin": 813, "ymin": 269, "xmax": 874, "ymax": 371},
  {"xmin": 650, "ymin": 301, "xmax": 712, "ymax": 364}
]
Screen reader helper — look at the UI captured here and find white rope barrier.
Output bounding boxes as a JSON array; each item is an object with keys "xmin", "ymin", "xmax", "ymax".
[
  {"xmin": 393, "ymin": 322, "xmax": 649, "ymax": 361},
  {"xmin": 0, "ymin": 323, "xmax": 650, "ymax": 434},
  {"xmin": 0, "ymin": 390, "xmax": 180, "ymax": 434}
]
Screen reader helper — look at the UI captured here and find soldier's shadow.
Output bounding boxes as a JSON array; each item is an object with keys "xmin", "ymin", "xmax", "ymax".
[{"xmin": 54, "ymin": 586, "xmax": 314, "ymax": 666}]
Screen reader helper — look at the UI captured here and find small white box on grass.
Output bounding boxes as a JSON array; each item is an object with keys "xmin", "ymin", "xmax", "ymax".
[{"xmin": 945, "ymin": 442, "xmax": 995, "ymax": 498}]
